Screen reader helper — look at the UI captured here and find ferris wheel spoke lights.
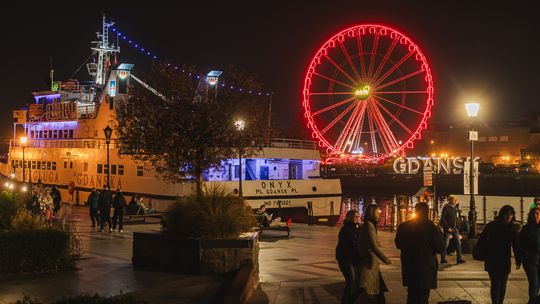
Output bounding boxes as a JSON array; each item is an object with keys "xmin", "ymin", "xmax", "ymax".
[{"xmin": 303, "ymin": 24, "xmax": 434, "ymax": 159}]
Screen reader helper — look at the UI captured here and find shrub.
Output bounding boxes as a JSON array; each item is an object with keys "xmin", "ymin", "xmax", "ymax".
[
  {"xmin": 0, "ymin": 229, "xmax": 76, "ymax": 274},
  {"xmin": 164, "ymin": 185, "xmax": 256, "ymax": 239},
  {"xmin": 11, "ymin": 208, "xmax": 45, "ymax": 231},
  {"xmin": 0, "ymin": 190, "xmax": 24, "ymax": 229}
]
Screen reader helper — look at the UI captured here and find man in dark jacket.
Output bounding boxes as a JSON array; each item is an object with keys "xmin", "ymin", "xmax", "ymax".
[
  {"xmin": 51, "ymin": 186, "xmax": 62, "ymax": 214},
  {"xmin": 395, "ymin": 202, "xmax": 445, "ymax": 304},
  {"xmin": 98, "ymin": 185, "xmax": 113, "ymax": 232},
  {"xmin": 87, "ymin": 188, "xmax": 100, "ymax": 227},
  {"xmin": 440, "ymin": 195, "xmax": 465, "ymax": 264},
  {"xmin": 112, "ymin": 188, "xmax": 126, "ymax": 232}
]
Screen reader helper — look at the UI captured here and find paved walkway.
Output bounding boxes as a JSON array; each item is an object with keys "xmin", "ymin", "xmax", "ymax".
[
  {"xmin": 0, "ymin": 207, "xmax": 221, "ymax": 304},
  {"xmin": 249, "ymin": 224, "xmax": 528, "ymax": 304}
]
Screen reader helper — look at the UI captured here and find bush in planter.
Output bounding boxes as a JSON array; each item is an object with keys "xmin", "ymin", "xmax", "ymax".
[
  {"xmin": 164, "ymin": 185, "xmax": 256, "ymax": 239},
  {"xmin": 0, "ymin": 190, "xmax": 24, "ymax": 229},
  {"xmin": 11, "ymin": 208, "xmax": 45, "ymax": 230}
]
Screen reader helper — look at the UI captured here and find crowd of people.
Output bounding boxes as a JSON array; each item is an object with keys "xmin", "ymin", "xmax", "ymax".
[
  {"xmin": 25, "ymin": 181, "xmax": 69, "ymax": 226},
  {"xmin": 336, "ymin": 195, "xmax": 540, "ymax": 304}
]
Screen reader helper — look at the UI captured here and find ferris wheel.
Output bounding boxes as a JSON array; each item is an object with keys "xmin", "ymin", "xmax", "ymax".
[{"xmin": 302, "ymin": 24, "xmax": 434, "ymax": 160}]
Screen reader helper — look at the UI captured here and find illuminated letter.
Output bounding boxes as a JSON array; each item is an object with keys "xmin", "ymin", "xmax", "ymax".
[
  {"xmin": 393, "ymin": 158, "xmax": 407, "ymax": 174},
  {"xmin": 408, "ymin": 158, "xmax": 421, "ymax": 174}
]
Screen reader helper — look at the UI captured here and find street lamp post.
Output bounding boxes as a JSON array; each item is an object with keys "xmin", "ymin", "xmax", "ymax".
[
  {"xmin": 103, "ymin": 126, "xmax": 113, "ymax": 191},
  {"xmin": 234, "ymin": 119, "xmax": 245, "ymax": 197},
  {"xmin": 19, "ymin": 136, "xmax": 28, "ymax": 184},
  {"xmin": 465, "ymin": 102, "xmax": 479, "ymax": 238}
]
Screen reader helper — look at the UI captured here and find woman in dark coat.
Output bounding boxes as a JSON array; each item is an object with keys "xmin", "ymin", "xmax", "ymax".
[
  {"xmin": 520, "ymin": 207, "xmax": 540, "ymax": 302},
  {"xmin": 358, "ymin": 204, "xmax": 391, "ymax": 303},
  {"xmin": 478, "ymin": 205, "xmax": 522, "ymax": 304},
  {"xmin": 395, "ymin": 202, "xmax": 445, "ymax": 304},
  {"xmin": 336, "ymin": 210, "xmax": 362, "ymax": 304}
]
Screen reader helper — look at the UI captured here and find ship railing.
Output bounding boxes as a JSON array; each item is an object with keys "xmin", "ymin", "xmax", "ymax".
[
  {"xmin": 263, "ymin": 138, "xmax": 318, "ymax": 150},
  {"xmin": 10, "ymin": 139, "xmax": 120, "ymax": 149}
]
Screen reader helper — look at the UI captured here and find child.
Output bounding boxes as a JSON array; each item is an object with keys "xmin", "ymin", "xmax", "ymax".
[{"xmin": 44, "ymin": 204, "xmax": 53, "ymax": 227}]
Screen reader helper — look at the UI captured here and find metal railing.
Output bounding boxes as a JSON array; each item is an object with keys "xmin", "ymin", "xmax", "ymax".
[
  {"xmin": 262, "ymin": 138, "xmax": 318, "ymax": 150},
  {"xmin": 10, "ymin": 139, "xmax": 120, "ymax": 149}
]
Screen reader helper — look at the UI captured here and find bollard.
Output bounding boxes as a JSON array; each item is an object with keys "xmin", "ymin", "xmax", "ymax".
[
  {"xmin": 330, "ymin": 201, "xmax": 334, "ymax": 216},
  {"xmin": 307, "ymin": 201, "xmax": 314, "ymax": 225}
]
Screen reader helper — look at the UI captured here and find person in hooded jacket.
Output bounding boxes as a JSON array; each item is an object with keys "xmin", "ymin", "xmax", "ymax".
[
  {"xmin": 520, "ymin": 207, "xmax": 540, "ymax": 303},
  {"xmin": 478, "ymin": 205, "xmax": 522, "ymax": 304},
  {"xmin": 87, "ymin": 188, "xmax": 100, "ymax": 227},
  {"xmin": 395, "ymin": 202, "xmax": 445, "ymax": 304},
  {"xmin": 98, "ymin": 185, "xmax": 113, "ymax": 232},
  {"xmin": 336, "ymin": 210, "xmax": 363, "ymax": 304}
]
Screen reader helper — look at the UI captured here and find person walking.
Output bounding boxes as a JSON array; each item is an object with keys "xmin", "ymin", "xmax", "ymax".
[
  {"xmin": 98, "ymin": 185, "xmax": 113, "ymax": 232},
  {"xmin": 112, "ymin": 188, "xmax": 126, "ymax": 232},
  {"xmin": 336, "ymin": 210, "xmax": 362, "ymax": 304},
  {"xmin": 358, "ymin": 204, "xmax": 391, "ymax": 303},
  {"xmin": 87, "ymin": 188, "xmax": 100, "ymax": 227},
  {"xmin": 520, "ymin": 207, "xmax": 540, "ymax": 302},
  {"xmin": 395, "ymin": 202, "xmax": 445, "ymax": 304},
  {"xmin": 478, "ymin": 205, "xmax": 521, "ymax": 304},
  {"xmin": 440, "ymin": 195, "xmax": 465, "ymax": 264},
  {"xmin": 50, "ymin": 185, "xmax": 61, "ymax": 214}
]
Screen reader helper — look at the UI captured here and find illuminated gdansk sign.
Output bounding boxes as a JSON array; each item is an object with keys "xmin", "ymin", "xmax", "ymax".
[{"xmin": 393, "ymin": 157, "xmax": 480, "ymax": 174}]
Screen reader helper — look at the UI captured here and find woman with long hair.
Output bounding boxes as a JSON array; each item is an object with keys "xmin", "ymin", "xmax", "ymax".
[
  {"xmin": 478, "ymin": 205, "xmax": 522, "ymax": 304},
  {"xmin": 358, "ymin": 204, "xmax": 391, "ymax": 303},
  {"xmin": 520, "ymin": 207, "xmax": 540, "ymax": 302},
  {"xmin": 336, "ymin": 209, "xmax": 362, "ymax": 304}
]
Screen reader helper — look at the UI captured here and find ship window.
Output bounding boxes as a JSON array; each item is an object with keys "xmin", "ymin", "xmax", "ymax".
[
  {"xmin": 136, "ymin": 166, "xmax": 144, "ymax": 177},
  {"xmin": 111, "ymin": 164, "xmax": 117, "ymax": 175},
  {"xmin": 39, "ymin": 131, "xmax": 43, "ymax": 138},
  {"xmin": 234, "ymin": 165, "xmax": 240, "ymax": 178},
  {"xmin": 48, "ymin": 130, "xmax": 52, "ymax": 138},
  {"xmin": 97, "ymin": 164, "xmax": 102, "ymax": 174},
  {"xmin": 18, "ymin": 160, "xmax": 22, "ymax": 168},
  {"xmin": 30, "ymin": 131, "xmax": 35, "ymax": 138},
  {"xmin": 64, "ymin": 160, "xmax": 67, "ymax": 169},
  {"xmin": 52, "ymin": 130, "xmax": 58, "ymax": 138},
  {"xmin": 104, "ymin": 164, "xmax": 109, "ymax": 174},
  {"xmin": 46, "ymin": 161, "xmax": 51, "ymax": 170},
  {"xmin": 69, "ymin": 130, "xmax": 74, "ymax": 138},
  {"xmin": 43, "ymin": 131, "xmax": 48, "ymax": 139},
  {"xmin": 83, "ymin": 162, "xmax": 88, "ymax": 172},
  {"xmin": 31, "ymin": 161, "xmax": 36, "ymax": 170},
  {"xmin": 118, "ymin": 165, "xmax": 124, "ymax": 175},
  {"xmin": 63, "ymin": 130, "xmax": 69, "ymax": 138},
  {"xmin": 41, "ymin": 162, "xmax": 46, "ymax": 170},
  {"xmin": 69, "ymin": 161, "xmax": 73, "ymax": 169},
  {"xmin": 52, "ymin": 162, "xmax": 56, "ymax": 171}
]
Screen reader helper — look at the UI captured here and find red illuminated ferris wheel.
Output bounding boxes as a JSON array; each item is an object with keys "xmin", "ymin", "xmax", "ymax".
[{"xmin": 303, "ymin": 24, "xmax": 434, "ymax": 160}]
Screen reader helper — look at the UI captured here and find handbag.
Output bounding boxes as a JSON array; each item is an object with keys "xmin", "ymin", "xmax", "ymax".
[{"xmin": 472, "ymin": 241, "xmax": 485, "ymax": 261}]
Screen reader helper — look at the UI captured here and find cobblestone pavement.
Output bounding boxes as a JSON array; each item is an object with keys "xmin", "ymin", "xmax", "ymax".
[
  {"xmin": 249, "ymin": 224, "xmax": 528, "ymax": 304},
  {"xmin": 0, "ymin": 207, "xmax": 221, "ymax": 304}
]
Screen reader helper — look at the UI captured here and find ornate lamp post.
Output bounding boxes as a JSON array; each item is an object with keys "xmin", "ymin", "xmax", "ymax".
[
  {"xmin": 20, "ymin": 136, "xmax": 28, "ymax": 187},
  {"xmin": 465, "ymin": 102, "xmax": 479, "ymax": 238},
  {"xmin": 103, "ymin": 125, "xmax": 113, "ymax": 191},
  {"xmin": 234, "ymin": 119, "xmax": 245, "ymax": 197}
]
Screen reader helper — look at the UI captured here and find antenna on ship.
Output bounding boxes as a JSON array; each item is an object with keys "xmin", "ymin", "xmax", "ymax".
[
  {"xmin": 49, "ymin": 56, "xmax": 55, "ymax": 91},
  {"xmin": 88, "ymin": 13, "xmax": 120, "ymax": 85}
]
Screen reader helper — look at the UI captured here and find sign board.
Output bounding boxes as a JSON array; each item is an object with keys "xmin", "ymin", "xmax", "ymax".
[
  {"xmin": 109, "ymin": 80, "xmax": 117, "ymax": 97},
  {"xmin": 468, "ymin": 130, "xmax": 478, "ymax": 141},
  {"xmin": 423, "ymin": 166, "xmax": 433, "ymax": 186},
  {"xmin": 463, "ymin": 160, "xmax": 479, "ymax": 195}
]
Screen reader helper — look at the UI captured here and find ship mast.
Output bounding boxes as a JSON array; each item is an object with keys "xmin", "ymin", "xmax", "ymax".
[{"xmin": 90, "ymin": 14, "xmax": 120, "ymax": 85}]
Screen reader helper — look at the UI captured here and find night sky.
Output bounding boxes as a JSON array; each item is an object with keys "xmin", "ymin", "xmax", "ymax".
[{"xmin": 1, "ymin": 3, "xmax": 539, "ymax": 139}]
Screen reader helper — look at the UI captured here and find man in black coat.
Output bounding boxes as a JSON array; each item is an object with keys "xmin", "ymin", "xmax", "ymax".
[
  {"xmin": 51, "ymin": 186, "xmax": 62, "ymax": 214},
  {"xmin": 98, "ymin": 185, "xmax": 113, "ymax": 232},
  {"xmin": 440, "ymin": 195, "xmax": 465, "ymax": 264},
  {"xmin": 395, "ymin": 202, "xmax": 445, "ymax": 304}
]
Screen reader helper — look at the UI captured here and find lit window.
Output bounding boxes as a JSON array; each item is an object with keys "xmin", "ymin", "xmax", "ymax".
[
  {"xmin": 488, "ymin": 136, "xmax": 497, "ymax": 142},
  {"xmin": 499, "ymin": 136, "xmax": 509, "ymax": 142},
  {"xmin": 478, "ymin": 137, "xmax": 486, "ymax": 142},
  {"xmin": 136, "ymin": 166, "xmax": 144, "ymax": 177}
]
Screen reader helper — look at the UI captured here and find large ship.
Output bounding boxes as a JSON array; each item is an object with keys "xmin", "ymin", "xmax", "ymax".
[{"xmin": 1, "ymin": 16, "xmax": 342, "ymax": 225}]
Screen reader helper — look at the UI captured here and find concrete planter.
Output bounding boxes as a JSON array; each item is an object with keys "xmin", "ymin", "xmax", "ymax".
[{"xmin": 132, "ymin": 231, "xmax": 259, "ymax": 284}]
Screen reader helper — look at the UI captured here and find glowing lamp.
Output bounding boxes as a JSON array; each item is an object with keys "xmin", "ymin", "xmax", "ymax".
[
  {"xmin": 20, "ymin": 136, "xmax": 28, "ymax": 145},
  {"xmin": 465, "ymin": 102, "xmax": 480, "ymax": 117},
  {"xmin": 234, "ymin": 119, "xmax": 245, "ymax": 131},
  {"xmin": 103, "ymin": 125, "xmax": 113, "ymax": 144}
]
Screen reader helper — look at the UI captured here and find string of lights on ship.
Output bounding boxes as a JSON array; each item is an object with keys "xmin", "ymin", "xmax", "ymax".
[{"xmin": 110, "ymin": 26, "xmax": 273, "ymax": 97}]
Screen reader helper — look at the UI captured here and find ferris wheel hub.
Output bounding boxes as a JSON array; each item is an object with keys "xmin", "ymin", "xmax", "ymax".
[{"xmin": 354, "ymin": 85, "xmax": 371, "ymax": 100}]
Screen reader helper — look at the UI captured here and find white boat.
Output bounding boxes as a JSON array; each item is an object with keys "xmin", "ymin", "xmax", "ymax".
[{"xmin": 0, "ymin": 16, "xmax": 342, "ymax": 225}]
